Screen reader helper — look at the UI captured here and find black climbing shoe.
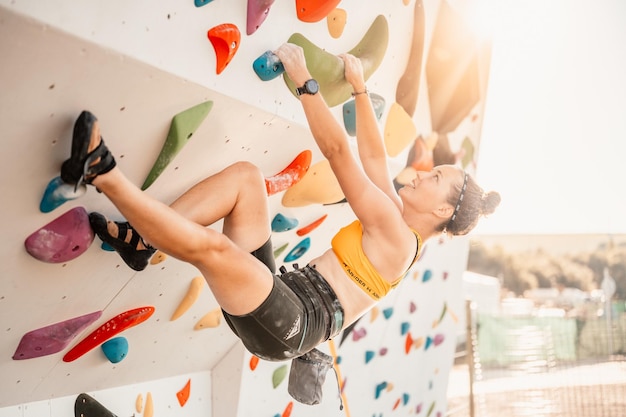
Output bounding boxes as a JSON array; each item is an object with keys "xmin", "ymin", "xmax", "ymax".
[
  {"xmin": 60, "ymin": 111, "xmax": 116, "ymax": 190},
  {"xmin": 89, "ymin": 212, "xmax": 156, "ymax": 271}
]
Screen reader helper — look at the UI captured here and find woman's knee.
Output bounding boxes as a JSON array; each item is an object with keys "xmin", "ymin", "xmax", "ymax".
[{"xmin": 227, "ymin": 161, "xmax": 265, "ymax": 188}]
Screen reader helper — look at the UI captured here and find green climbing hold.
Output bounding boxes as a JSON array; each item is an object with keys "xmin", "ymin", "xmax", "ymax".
[
  {"xmin": 283, "ymin": 15, "xmax": 388, "ymax": 107},
  {"xmin": 141, "ymin": 101, "xmax": 213, "ymax": 190},
  {"xmin": 272, "ymin": 364, "xmax": 288, "ymax": 388}
]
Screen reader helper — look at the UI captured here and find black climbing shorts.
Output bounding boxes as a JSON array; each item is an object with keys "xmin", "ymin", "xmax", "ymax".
[{"xmin": 223, "ymin": 263, "xmax": 344, "ymax": 362}]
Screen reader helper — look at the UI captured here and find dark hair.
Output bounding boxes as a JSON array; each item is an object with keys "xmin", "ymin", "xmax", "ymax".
[{"xmin": 439, "ymin": 173, "xmax": 501, "ymax": 236}]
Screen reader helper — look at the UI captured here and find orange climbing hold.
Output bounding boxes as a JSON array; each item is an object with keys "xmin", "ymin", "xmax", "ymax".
[
  {"xmin": 281, "ymin": 401, "xmax": 294, "ymax": 417},
  {"xmin": 265, "ymin": 150, "xmax": 312, "ymax": 196},
  {"xmin": 207, "ymin": 24, "xmax": 241, "ymax": 74},
  {"xmin": 176, "ymin": 379, "xmax": 191, "ymax": 407},
  {"xmin": 296, "ymin": 0, "xmax": 341, "ymax": 22},
  {"xmin": 296, "ymin": 214, "xmax": 328, "ymax": 236},
  {"xmin": 249, "ymin": 355, "xmax": 260, "ymax": 370}
]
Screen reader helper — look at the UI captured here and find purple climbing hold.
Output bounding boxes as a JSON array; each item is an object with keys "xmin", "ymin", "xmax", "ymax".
[
  {"xmin": 12, "ymin": 311, "xmax": 102, "ymax": 360},
  {"xmin": 25, "ymin": 206, "xmax": 94, "ymax": 263},
  {"xmin": 247, "ymin": 0, "xmax": 276, "ymax": 35}
]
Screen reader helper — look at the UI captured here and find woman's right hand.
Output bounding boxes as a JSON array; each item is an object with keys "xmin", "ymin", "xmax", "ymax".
[
  {"xmin": 274, "ymin": 43, "xmax": 312, "ymax": 87},
  {"xmin": 340, "ymin": 54, "xmax": 366, "ymax": 93}
]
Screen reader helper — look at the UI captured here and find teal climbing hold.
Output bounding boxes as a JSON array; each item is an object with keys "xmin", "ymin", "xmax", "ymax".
[
  {"xmin": 425, "ymin": 335, "xmax": 433, "ymax": 350},
  {"xmin": 336, "ymin": 355, "xmax": 342, "ymax": 364},
  {"xmin": 39, "ymin": 176, "xmax": 86, "ymax": 213},
  {"xmin": 375, "ymin": 381, "xmax": 387, "ymax": 399},
  {"xmin": 253, "ymin": 51, "xmax": 285, "ymax": 81},
  {"xmin": 101, "ymin": 337, "xmax": 128, "ymax": 363},
  {"xmin": 402, "ymin": 393, "xmax": 410, "ymax": 405},
  {"xmin": 400, "ymin": 321, "xmax": 410, "ymax": 335},
  {"xmin": 342, "ymin": 93, "xmax": 385, "ymax": 136},
  {"xmin": 141, "ymin": 101, "xmax": 213, "ymax": 190},
  {"xmin": 422, "ymin": 269, "xmax": 433, "ymax": 282},
  {"xmin": 365, "ymin": 350, "xmax": 375, "ymax": 364},
  {"xmin": 284, "ymin": 237, "xmax": 310, "ymax": 262},
  {"xmin": 101, "ymin": 242, "xmax": 114, "ymax": 252},
  {"xmin": 382, "ymin": 307, "xmax": 394, "ymax": 320},
  {"xmin": 271, "ymin": 213, "xmax": 298, "ymax": 232},
  {"xmin": 194, "ymin": 0, "xmax": 214, "ymax": 6}
]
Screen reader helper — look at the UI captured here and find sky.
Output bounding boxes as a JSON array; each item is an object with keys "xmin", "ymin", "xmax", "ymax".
[{"xmin": 468, "ymin": 0, "xmax": 626, "ymax": 235}]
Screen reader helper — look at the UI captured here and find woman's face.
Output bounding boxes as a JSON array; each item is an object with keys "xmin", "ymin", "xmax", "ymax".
[{"xmin": 399, "ymin": 165, "xmax": 463, "ymax": 216}]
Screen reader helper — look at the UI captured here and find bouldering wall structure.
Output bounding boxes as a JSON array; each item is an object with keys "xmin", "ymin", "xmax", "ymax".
[{"xmin": 0, "ymin": 1, "xmax": 492, "ymax": 416}]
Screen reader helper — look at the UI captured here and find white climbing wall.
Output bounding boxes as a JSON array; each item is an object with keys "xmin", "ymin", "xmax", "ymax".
[{"xmin": 0, "ymin": 1, "xmax": 491, "ymax": 416}]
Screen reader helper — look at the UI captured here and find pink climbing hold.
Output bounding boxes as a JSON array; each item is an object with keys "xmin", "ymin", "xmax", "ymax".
[
  {"xmin": 12, "ymin": 311, "xmax": 102, "ymax": 360},
  {"xmin": 24, "ymin": 206, "xmax": 94, "ymax": 263},
  {"xmin": 247, "ymin": 0, "xmax": 275, "ymax": 35}
]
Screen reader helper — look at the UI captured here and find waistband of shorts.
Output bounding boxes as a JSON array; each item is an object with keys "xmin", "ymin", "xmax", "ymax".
[{"xmin": 301, "ymin": 265, "xmax": 345, "ymax": 340}]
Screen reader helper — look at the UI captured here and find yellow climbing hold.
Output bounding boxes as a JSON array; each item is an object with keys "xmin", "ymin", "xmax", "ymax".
[
  {"xmin": 194, "ymin": 308, "xmax": 222, "ymax": 330},
  {"xmin": 171, "ymin": 276, "xmax": 205, "ymax": 321},
  {"xmin": 384, "ymin": 103, "xmax": 417, "ymax": 157},
  {"xmin": 281, "ymin": 160, "xmax": 344, "ymax": 207},
  {"xmin": 150, "ymin": 250, "xmax": 168, "ymax": 265},
  {"xmin": 135, "ymin": 393, "xmax": 143, "ymax": 413},
  {"xmin": 326, "ymin": 8, "xmax": 347, "ymax": 39},
  {"xmin": 144, "ymin": 392, "xmax": 154, "ymax": 417},
  {"xmin": 369, "ymin": 306, "xmax": 379, "ymax": 322}
]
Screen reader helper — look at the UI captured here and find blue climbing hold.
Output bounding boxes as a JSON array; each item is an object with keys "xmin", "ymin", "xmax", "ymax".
[
  {"xmin": 271, "ymin": 213, "xmax": 298, "ymax": 232},
  {"xmin": 39, "ymin": 176, "xmax": 86, "ymax": 213},
  {"xmin": 194, "ymin": 0, "xmax": 214, "ymax": 7},
  {"xmin": 382, "ymin": 307, "xmax": 394, "ymax": 320},
  {"xmin": 253, "ymin": 51, "xmax": 285, "ymax": 81},
  {"xmin": 424, "ymin": 335, "xmax": 433, "ymax": 350},
  {"xmin": 101, "ymin": 242, "xmax": 114, "ymax": 252},
  {"xmin": 400, "ymin": 321, "xmax": 410, "ymax": 335},
  {"xmin": 375, "ymin": 381, "xmax": 387, "ymax": 399},
  {"xmin": 365, "ymin": 350, "xmax": 375, "ymax": 364},
  {"xmin": 101, "ymin": 337, "xmax": 129, "ymax": 363},
  {"xmin": 402, "ymin": 393, "xmax": 410, "ymax": 405},
  {"xmin": 342, "ymin": 93, "xmax": 385, "ymax": 136},
  {"xmin": 422, "ymin": 269, "xmax": 433, "ymax": 282},
  {"xmin": 284, "ymin": 237, "xmax": 310, "ymax": 262}
]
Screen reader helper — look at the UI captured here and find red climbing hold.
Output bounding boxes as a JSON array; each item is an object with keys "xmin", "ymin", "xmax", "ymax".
[
  {"xmin": 265, "ymin": 150, "xmax": 312, "ymax": 196},
  {"xmin": 207, "ymin": 24, "xmax": 241, "ymax": 74},
  {"xmin": 63, "ymin": 306, "xmax": 155, "ymax": 362},
  {"xmin": 296, "ymin": 0, "xmax": 341, "ymax": 23}
]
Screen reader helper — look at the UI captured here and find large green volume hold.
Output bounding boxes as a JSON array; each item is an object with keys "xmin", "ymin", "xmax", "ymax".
[{"xmin": 141, "ymin": 100, "xmax": 213, "ymax": 190}]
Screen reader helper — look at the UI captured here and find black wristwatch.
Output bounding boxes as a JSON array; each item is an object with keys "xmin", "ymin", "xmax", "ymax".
[{"xmin": 296, "ymin": 79, "xmax": 319, "ymax": 96}]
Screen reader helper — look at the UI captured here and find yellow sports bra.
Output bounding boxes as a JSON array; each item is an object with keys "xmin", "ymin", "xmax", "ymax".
[{"xmin": 331, "ymin": 220, "xmax": 422, "ymax": 300}]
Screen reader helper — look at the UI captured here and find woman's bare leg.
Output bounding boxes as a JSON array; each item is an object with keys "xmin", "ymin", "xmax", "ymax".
[{"xmin": 87, "ymin": 148, "xmax": 274, "ymax": 316}]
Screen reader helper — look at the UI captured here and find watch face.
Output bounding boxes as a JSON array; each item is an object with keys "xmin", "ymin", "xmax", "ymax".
[{"xmin": 304, "ymin": 79, "xmax": 319, "ymax": 94}]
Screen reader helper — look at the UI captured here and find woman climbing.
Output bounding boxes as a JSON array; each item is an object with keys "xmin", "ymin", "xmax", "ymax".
[{"xmin": 59, "ymin": 43, "xmax": 500, "ymax": 362}]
